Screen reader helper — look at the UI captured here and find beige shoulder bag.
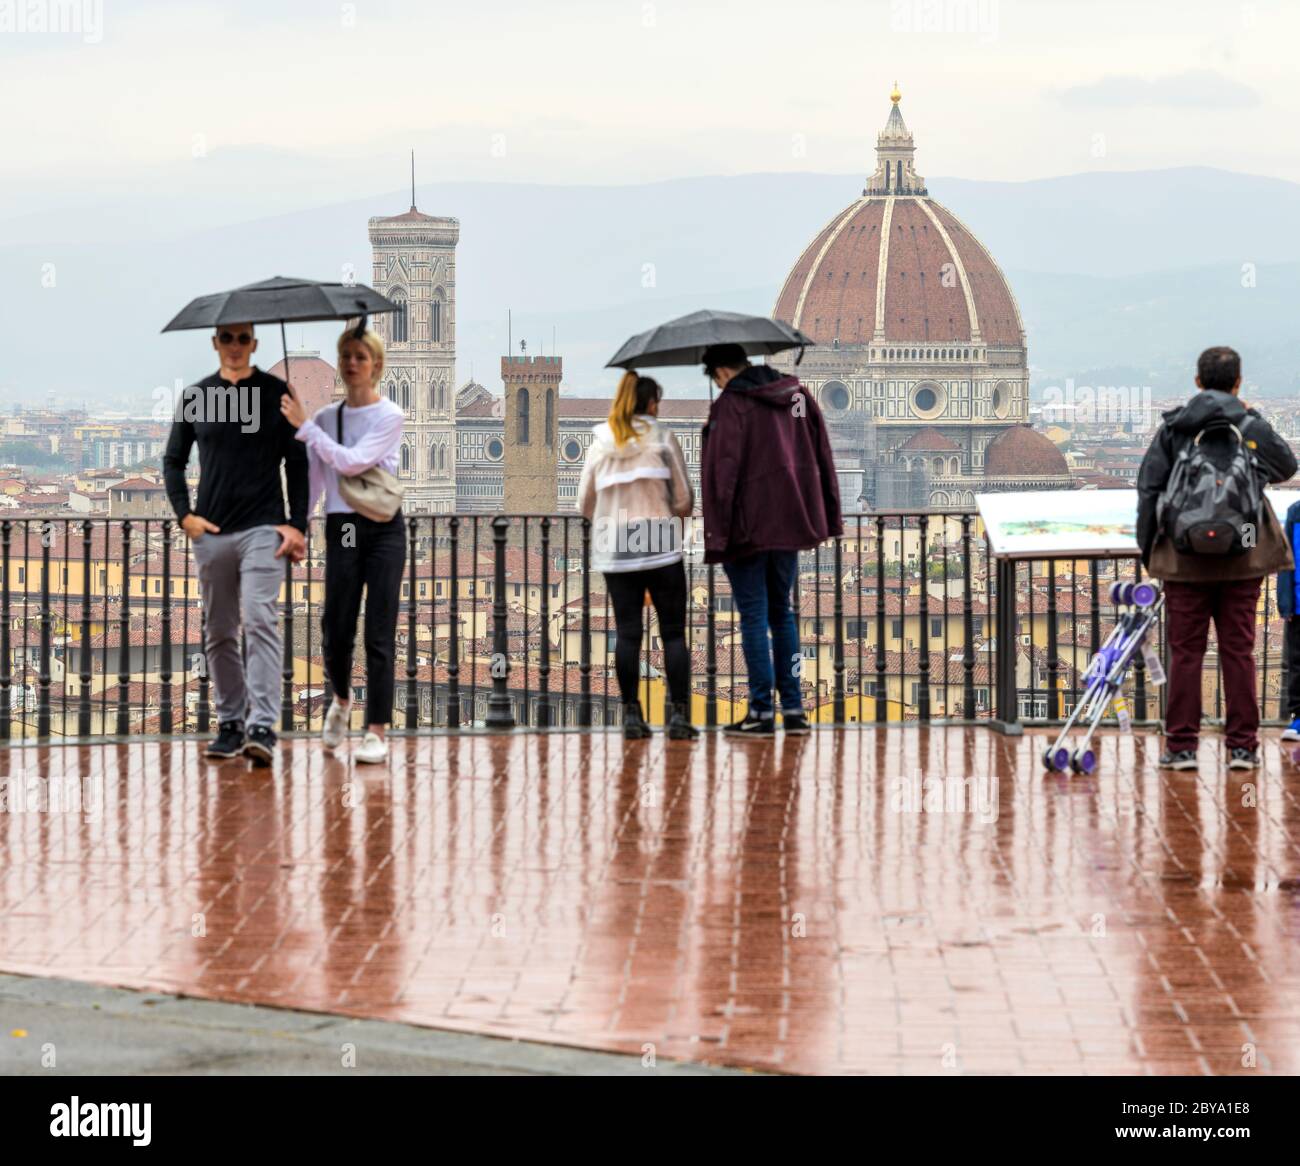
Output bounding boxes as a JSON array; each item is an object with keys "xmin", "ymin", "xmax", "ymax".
[{"xmin": 335, "ymin": 405, "xmax": 404, "ymax": 522}]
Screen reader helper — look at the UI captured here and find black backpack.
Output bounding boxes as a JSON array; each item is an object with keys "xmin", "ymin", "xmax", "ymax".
[{"xmin": 1157, "ymin": 416, "xmax": 1264, "ymax": 555}]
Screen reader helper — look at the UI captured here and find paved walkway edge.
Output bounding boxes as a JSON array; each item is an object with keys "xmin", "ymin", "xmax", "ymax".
[{"xmin": 0, "ymin": 973, "xmax": 752, "ymax": 1076}]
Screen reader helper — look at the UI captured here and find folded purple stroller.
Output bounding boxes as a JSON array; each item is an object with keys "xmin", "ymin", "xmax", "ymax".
[{"xmin": 1042, "ymin": 580, "xmax": 1165, "ymax": 775}]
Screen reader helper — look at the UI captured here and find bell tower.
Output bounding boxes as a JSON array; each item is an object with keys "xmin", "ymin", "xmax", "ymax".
[
  {"xmin": 501, "ymin": 346, "xmax": 560, "ymax": 514},
  {"xmin": 367, "ymin": 167, "xmax": 458, "ymax": 514}
]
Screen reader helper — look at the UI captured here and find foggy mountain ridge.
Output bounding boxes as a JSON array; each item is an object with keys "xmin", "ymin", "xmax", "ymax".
[{"xmin": 3, "ymin": 165, "xmax": 1299, "ymax": 406}]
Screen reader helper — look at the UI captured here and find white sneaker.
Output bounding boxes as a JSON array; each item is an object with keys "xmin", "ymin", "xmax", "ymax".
[
  {"xmin": 354, "ymin": 731, "xmax": 389, "ymax": 765},
  {"xmin": 322, "ymin": 699, "xmax": 350, "ymax": 750}
]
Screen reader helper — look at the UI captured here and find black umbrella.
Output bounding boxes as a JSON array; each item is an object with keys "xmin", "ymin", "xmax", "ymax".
[
  {"xmin": 162, "ymin": 275, "xmax": 400, "ymax": 382},
  {"xmin": 606, "ymin": 309, "xmax": 813, "ymax": 371}
]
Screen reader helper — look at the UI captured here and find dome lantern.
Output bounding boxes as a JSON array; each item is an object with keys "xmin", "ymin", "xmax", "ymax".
[{"xmin": 867, "ymin": 87, "xmax": 926, "ymax": 196}]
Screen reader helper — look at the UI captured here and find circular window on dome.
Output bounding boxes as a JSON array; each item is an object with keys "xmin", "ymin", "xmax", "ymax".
[
  {"xmin": 563, "ymin": 438, "xmax": 583, "ymax": 462},
  {"xmin": 486, "ymin": 438, "xmax": 504, "ymax": 461},
  {"xmin": 991, "ymin": 381, "xmax": 1011, "ymax": 420},
  {"xmin": 910, "ymin": 382, "xmax": 946, "ymax": 421},
  {"xmin": 821, "ymin": 380, "xmax": 850, "ymax": 412}
]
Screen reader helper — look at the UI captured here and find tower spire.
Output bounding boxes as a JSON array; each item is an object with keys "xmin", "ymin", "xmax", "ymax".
[{"xmin": 866, "ymin": 85, "xmax": 926, "ymax": 197}]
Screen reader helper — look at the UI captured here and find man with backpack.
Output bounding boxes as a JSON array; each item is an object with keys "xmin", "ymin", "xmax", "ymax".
[{"xmin": 1136, "ymin": 346, "xmax": 1296, "ymax": 771}]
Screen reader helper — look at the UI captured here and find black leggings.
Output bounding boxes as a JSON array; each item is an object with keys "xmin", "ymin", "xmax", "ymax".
[
  {"xmin": 604, "ymin": 562, "xmax": 690, "ymax": 708},
  {"xmin": 322, "ymin": 511, "xmax": 406, "ymax": 725}
]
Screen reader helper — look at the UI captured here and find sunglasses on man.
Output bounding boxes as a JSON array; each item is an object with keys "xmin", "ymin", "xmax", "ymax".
[{"xmin": 217, "ymin": 331, "xmax": 253, "ymax": 345}]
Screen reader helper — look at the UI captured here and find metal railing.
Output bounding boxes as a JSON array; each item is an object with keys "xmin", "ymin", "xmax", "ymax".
[{"xmin": 0, "ymin": 512, "xmax": 1287, "ymax": 741}]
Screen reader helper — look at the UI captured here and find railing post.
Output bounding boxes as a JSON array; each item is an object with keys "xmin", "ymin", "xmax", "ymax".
[
  {"xmin": 875, "ymin": 514, "xmax": 887, "ymax": 724},
  {"xmin": 485, "ymin": 515, "xmax": 515, "ymax": 730},
  {"xmin": 447, "ymin": 515, "xmax": 461, "ymax": 728},
  {"xmin": 961, "ymin": 513, "xmax": 975, "ymax": 719},
  {"xmin": 117, "ymin": 520, "xmax": 131, "ymax": 737},
  {"xmin": 280, "ymin": 553, "xmax": 294, "ymax": 732},
  {"xmin": 0, "ymin": 520, "xmax": 10, "ymax": 741},
  {"xmin": 79, "ymin": 520, "xmax": 92, "ymax": 736},
  {"xmin": 578, "ymin": 517, "xmax": 592, "ymax": 728},
  {"xmin": 705, "ymin": 565, "xmax": 717, "ymax": 727},
  {"xmin": 197, "ymin": 606, "xmax": 211, "ymax": 734},
  {"xmin": 832, "ymin": 537, "xmax": 845, "ymax": 724},
  {"xmin": 992, "ymin": 553, "xmax": 1022, "ymax": 734},
  {"xmin": 1046, "ymin": 558, "xmax": 1059, "ymax": 721},
  {"xmin": 38, "ymin": 521, "xmax": 51, "ymax": 740},
  {"xmin": 160, "ymin": 520, "xmax": 174, "ymax": 735},
  {"xmin": 538, "ymin": 516, "xmax": 552, "ymax": 728},
  {"xmin": 1132, "ymin": 559, "xmax": 1148, "ymax": 721},
  {"xmin": 917, "ymin": 514, "xmax": 930, "ymax": 723},
  {"xmin": 406, "ymin": 515, "xmax": 419, "ymax": 729}
]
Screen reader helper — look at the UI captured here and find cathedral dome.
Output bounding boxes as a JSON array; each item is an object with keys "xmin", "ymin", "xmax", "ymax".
[
  {"xmin": 898, "ymin": 426, "xmax": 960, "ymax": 452},
  {"xmin": 983, "ymin": 425, "xmax": 1071, "ymax": 478},
  {"xmin": 773, "ymin": 95, "xmax": 1023, "ymax": 350},
  {"xmin": 267, "ymin": 351, "xmax": 338, "ymax": 416}
]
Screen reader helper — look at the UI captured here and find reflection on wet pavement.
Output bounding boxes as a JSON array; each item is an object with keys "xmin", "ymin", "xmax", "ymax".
[{"xmin": 1, "ymin": 728, "xmax": 1298, "ymax": 1074}]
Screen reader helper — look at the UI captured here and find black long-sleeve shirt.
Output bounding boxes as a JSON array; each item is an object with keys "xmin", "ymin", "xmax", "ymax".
[{"xmin": 162, "ymin": 367, "xmax": 308, "ymax": 534}]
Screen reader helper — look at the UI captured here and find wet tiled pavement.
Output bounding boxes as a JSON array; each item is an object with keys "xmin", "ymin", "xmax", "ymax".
[{"xmin": 2, "ymin": 728, "xmax": 1299, "ymax": 1075}]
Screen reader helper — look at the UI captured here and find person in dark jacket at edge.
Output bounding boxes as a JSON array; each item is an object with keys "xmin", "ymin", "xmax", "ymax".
[
  {"xmin": 1136, "ymin": 346, "xmax": 1296, "ymax": 772},
  {"xmin": 1273, "ymin": 497, "xmax": 1300, "ymax": 742},
  {"xmin": 700, "ymin": 343, "xmax": 843, "ymax": 737}
]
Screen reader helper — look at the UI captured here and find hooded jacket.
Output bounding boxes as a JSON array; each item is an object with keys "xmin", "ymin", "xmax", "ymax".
[
  {"xmin": 700, "ymin": 365, "xmax": 843, "ymax": 564},
  {"xmin": 1136, "ymin": 388, "xmax": 1297, "ymax": 581},
  {"xmin": 577, "ymin": 415, "xmax": 693, "ymax": 574},
  {"xmin": 1274, "ymin": 498, "xmax": 1300, "ymax": 617}
]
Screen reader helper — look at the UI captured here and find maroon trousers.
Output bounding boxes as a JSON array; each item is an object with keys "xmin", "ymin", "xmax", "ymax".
[{"xmin": 1163, "ymin": 577, "xmax": 1262, "ymax": 753}]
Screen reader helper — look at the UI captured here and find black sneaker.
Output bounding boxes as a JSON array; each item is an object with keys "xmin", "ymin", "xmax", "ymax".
[
  {"xmin": 782, "ymin": 713, "xmax": 811, "ymax": 735},
  {"xmin": 725, "ymin": 710, "xmax": 775, "ymax": 738},
  {"xmin": 622, "ymin": 701, "xmax": 651, "ymax": 741},
  {"xmin": 667, "ymin": 703, "xmax": 699, "ymax": 741},
  {"xmin": 1158, "ymin": 749, "xmax": 1198, "ymax": 771},
  {"xmin": 1228, "ymin": 747, "xmax": 1259, "ymax": 770},
  {"xmin": 242, "ymin": 724, "xmax": 277, "ymax": 767},
  {"xmin": 204, "ymin": 720, "xmax": 245, "ymax": 759}
]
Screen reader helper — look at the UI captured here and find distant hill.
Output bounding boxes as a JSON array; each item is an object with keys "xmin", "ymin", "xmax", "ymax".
[{"xmin": 2, "ymin": 166, "xmax": 1298, "ymax": 405}]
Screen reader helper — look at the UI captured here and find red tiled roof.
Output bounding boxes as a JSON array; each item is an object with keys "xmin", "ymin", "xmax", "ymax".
[
  {"xmin": 898, "ymin": 426, "xmax": 960, "ymax": 452},
  {"xmin": 984, "ymin": 425, "xmax": 1071, "ymax": 478},
  {"xmin": 773, "ymin": 195, "xmax": 1023, "ymax": 347},
  {"xmin": 457, "ymin": 397, "xmax": 709, "ymax": 421},
  {"xmin": 267, "ymin": 353, "xmax": 339, "ymax": 417}
]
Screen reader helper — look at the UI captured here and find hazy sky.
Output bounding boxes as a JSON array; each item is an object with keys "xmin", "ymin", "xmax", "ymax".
[{"xmin": 2, "ymin": 0, "xmax": 1298, "ymax": 218}]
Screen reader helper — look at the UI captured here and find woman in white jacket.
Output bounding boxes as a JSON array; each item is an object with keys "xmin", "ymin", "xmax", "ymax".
[
  {"xmin": 578, "ymin": 372, "xmax": 696, "ymax": 740},
  {"xmin": 280, "ymin": 326, "xmax": 405, "ymax": 765}
]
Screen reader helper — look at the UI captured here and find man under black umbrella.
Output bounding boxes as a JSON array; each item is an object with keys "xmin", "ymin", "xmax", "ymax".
[
  {"xmin": 699, "ymin": 343, "xmax": 842, "ymax": 736},
  {"xmin": 162, "ymin": 322, "xmax": 308, "ymax": 768}
]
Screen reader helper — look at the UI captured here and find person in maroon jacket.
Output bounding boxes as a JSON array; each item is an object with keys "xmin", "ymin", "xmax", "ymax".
[{"xmin": 700, "ymin": 344, "xmax": 843, "ymax": 736}]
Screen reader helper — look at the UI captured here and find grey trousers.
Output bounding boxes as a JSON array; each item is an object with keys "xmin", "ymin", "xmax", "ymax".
[{"xmin": 192, "ymin": 526, "xmax": 284, "ymax": 729}]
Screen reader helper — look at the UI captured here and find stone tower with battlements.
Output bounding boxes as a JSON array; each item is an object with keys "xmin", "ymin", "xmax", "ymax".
[
  {"xmin": 367, "ymin": 203, "xmax": 459, "ymax": 514},
  {"xmin": 501, "ymin": 354, "xmax": 560, "ymax": 514}
]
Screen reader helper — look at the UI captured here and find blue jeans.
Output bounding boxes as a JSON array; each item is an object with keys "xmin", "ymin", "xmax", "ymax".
[{"xmin": 723, "ymin": 551, "xmax": 803, "ymax": 717}]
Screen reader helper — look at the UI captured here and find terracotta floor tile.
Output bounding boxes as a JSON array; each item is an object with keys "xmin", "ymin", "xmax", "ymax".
[{"xmin": 3, "ymin": 728, "xmax": 1300, "ymax": 1075}]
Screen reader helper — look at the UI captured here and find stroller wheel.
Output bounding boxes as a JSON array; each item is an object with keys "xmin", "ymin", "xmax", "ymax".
[
  {"xmin": 1070, "ymin": 747, "xmax": 1097, "ymax": 775},
  {"xmin": 1109, "ymin": 581, "xmax": 1132, "ymax": 606},
  {"xmin": 1042, "ymin": 747, "xmax": 1056, "ymax": 770},
  {"xmin": 1131, "ymin": 581, "xmax": 1160, "ymax": 608}
]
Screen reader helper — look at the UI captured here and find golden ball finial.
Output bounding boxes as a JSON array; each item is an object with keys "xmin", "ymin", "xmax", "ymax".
[{"xmin": 890, "ymin": 82, "xmax": 901, "ymax": 104}]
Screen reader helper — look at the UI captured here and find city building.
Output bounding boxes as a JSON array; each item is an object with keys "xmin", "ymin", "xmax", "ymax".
[
  {"xmin": 501, "ymin": 353, "xmax": 561, "ymax": 514},
  {"xmin": 455, "ymin": 392, "xmax": 709, "ymax": 513},
  {"xmin": 770, "ymin": 87, "xmax": 1072, "ymax": 507}
]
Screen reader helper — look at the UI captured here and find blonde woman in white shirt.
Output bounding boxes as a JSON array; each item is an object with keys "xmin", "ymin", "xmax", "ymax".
[
  {"xmin": 578, "ymin": 372, "xmax": 696, "ymax": 740},
  {"xmin": 281, "ymin": 325, "xmax": 405, "ymax": 764}
]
